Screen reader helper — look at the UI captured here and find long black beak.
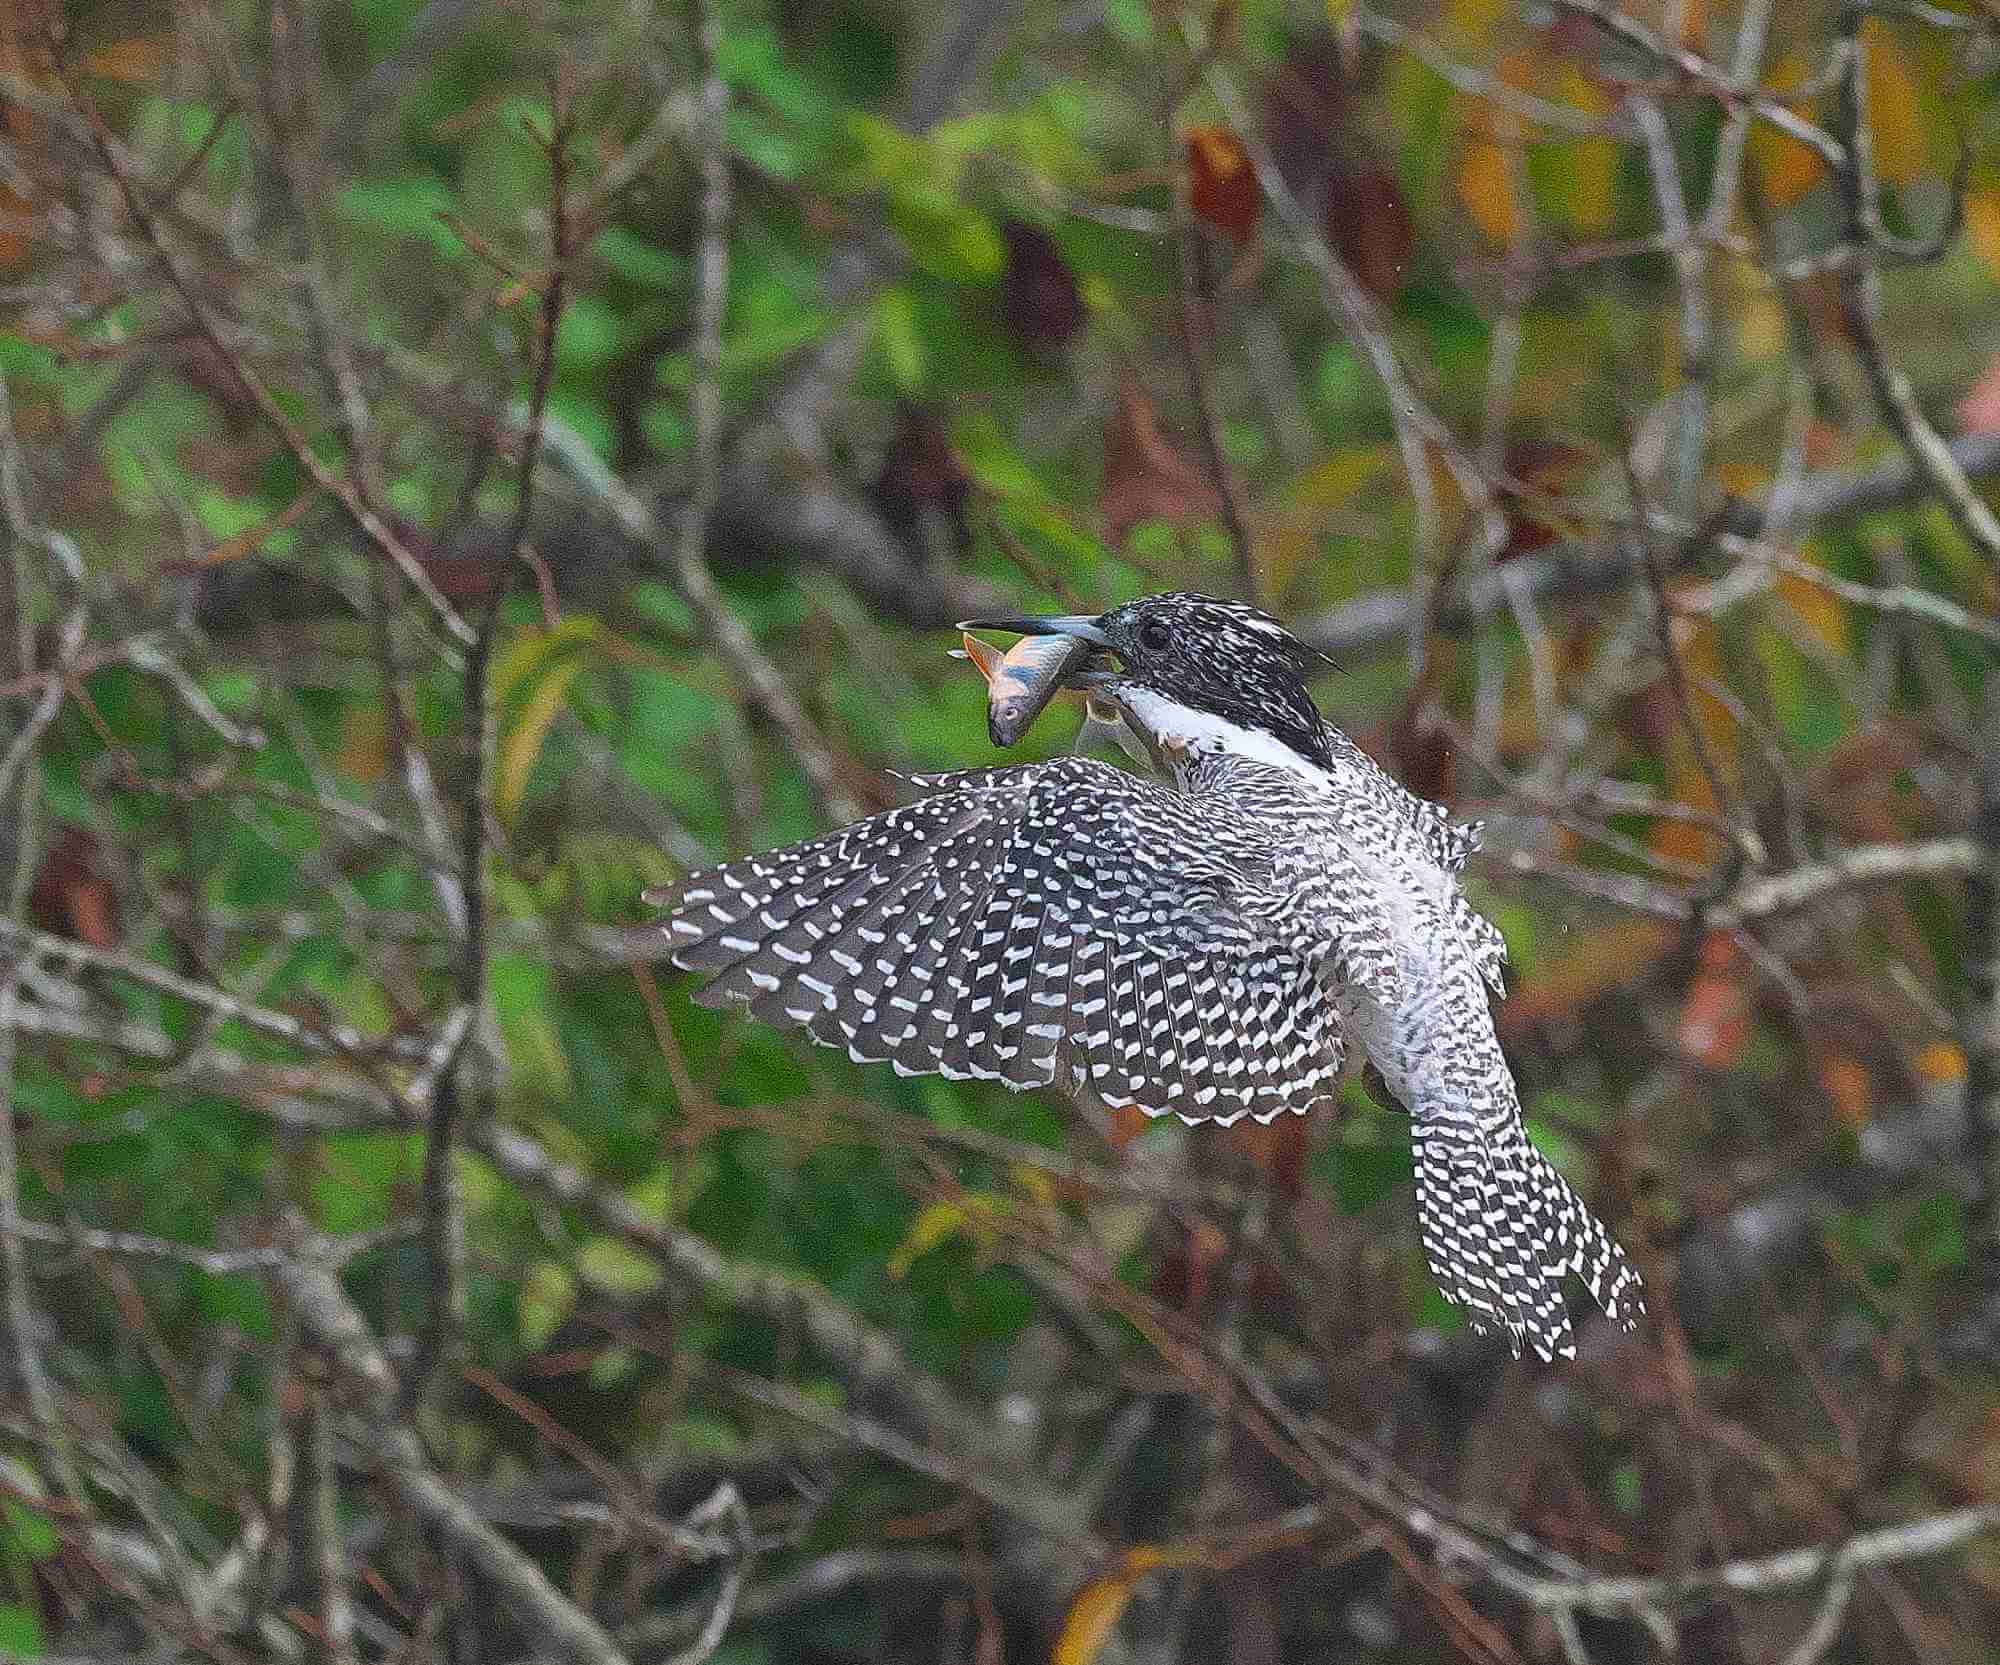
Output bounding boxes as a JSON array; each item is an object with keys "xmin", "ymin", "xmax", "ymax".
[{"xmin": 955, "ymin": 612, "xmax": 1112, "ymax": 647}]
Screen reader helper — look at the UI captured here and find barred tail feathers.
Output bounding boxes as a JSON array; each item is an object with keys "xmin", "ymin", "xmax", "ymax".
[{"xmin": 1413, "ymin": 1112, "xmax": 1643, "ymax": 1363}]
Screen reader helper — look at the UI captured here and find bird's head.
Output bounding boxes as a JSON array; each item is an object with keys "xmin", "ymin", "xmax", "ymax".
[{"xmin": 960, "ymin": 592, "xmax": 1333, "ymax": 771}]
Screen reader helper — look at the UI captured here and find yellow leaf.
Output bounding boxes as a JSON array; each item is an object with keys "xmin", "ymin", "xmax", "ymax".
[
  {"xmin": 1052, "ymin": 1548, "xmax": 1184, "ymax": 1665},
  {"xmin": 1775, "ymin": 570, "xmax": 1849, "ymax": 655},
  {"xmin": 1289, "ymin": 447, "xmax": 1393, "ymax": 512},
  {"xmin": 1734, "ymin": 289, "xmax": 1788, "ymax": 364},
  {"xmin": 887, "ymin": 1195, "xmax": 1010, "ymax": 1277},
  {"xmin": 1864, "ymin": 21, "xmax": 1926, "ymax": 189},
  {"xmin": 889, "ymin": 1200, "xmax": 969, "ymax": 1278},
  {"xmin": 1554, "ymin": 69, "xmax": 1618, "ymax": 234},
  {"xmin": 1259, "ymin": 446, "xmax": 1393, "ymax": 595},
  {"xmin": 1773, "ymin": 541, "xmax": 1850, "ymax": 655},
  {"xmin": 1007, "ymin": 1163, "xmax": 1060, "ymax": 1208},
  {"xmin": 1913, "ymin": 1040, "xmax": 1966, "ymax": 1084},
  {"xmin": 1441, "ymin": 0, "xmax": 1506, "ymax": 45},
  {"xmin": 1716, "ymin": 462, "xmax": 1768, "ymax": 499},
  {"xmin": 339, "ymin": 705, "xmax": 389, "ymax": 783},
  {"xmin": 1054, "ymin": 1573, "xmax": 1140, "ymax": 1665},
  {"xmin": 1967, "ymin": 187, "xmax": 2000, "ymax": 283},
  {"xmin": 493, "ymin": 612, "xmax": 600, "ymax": 705},
  {"xmin": 1749, "ymin": 54, "xmax": 1825, "ymax": 210},
  {"xmin": 1458, "ymin": 140, "xmax": 1516, "ymax": 245},
  {"xmin": 497, "ymin": 649, "xmax": 589, "ymax": 821}
]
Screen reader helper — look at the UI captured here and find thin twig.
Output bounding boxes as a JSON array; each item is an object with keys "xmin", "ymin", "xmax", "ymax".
[
  {"xmin": 659, "ymin": 1484, "xmax": 752, "ymax": 1665},
  {"xmin": 1198, "ymin": 50, "xmax": 1509, "ymax": 661},
  {"xmin": 408, "ymin": 75, "xmax": 577, "ymax": 1414},
  {"xmin": 1169, "ymin": 142, "xmax": 1256, "ymax": 600},
  {"xmin": 539, "ymin": 420, "xmax": 861, "ymax": 826},
  {"xmin": 0, "ymin": 367, "xmax": 81, "ymax": 1502},
  {"xmin": 268, "ymin": 1214, "xmax": 632, "ymax": 1665},
  {"xmin": 46, "ymin": 44, "xmax": 476, "ymax": 650},
  {"xmin": 1353, "ymin": 6, "xmax": 1627, "ymax": 136},
  {"xmin": 1296, "ymin": 432, "xmax": 2000, "ymax": 662},
  {"xmin": 1550, "ymin": 0, "xmax": 1849, "ymax": 168},
  {"xmin": 1842, "ymin": 286, "xmax": 2000, "ymax": 574},
  {"xmin": 1965, "ymin": 695, "xmax": 2000, "ymax": 1271}
]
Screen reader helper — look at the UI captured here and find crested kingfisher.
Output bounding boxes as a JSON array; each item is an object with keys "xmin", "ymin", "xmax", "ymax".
[{"xmin": 651, "ymin": 592, "xmax": 1644, "ymax": 1361}]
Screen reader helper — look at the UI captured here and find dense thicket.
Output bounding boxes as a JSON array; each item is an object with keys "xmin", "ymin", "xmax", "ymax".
[{"xmin": 2, "ymin": 1, "xmax": 1999, "ymax": 1661}]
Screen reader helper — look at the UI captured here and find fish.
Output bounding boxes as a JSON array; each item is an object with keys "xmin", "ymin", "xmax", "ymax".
[{"xmin": 957, "ymin": 630, "xmax": 1094, "ymax": 747}]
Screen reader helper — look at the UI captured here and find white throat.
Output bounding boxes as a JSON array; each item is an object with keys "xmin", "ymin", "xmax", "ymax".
[{"xmin": 1109, "ymin": 684, "xmax": 1326, "ymax": 786}]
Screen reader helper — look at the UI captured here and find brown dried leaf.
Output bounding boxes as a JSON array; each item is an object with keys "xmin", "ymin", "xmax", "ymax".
[
  {"xmin": 1326, "ymin": 163, "xmax": 1413, "ymax": 301},
  {"xmin": 1000, "ymin": 221, "xmax": 1083, "ymax": 358},
  {"xmin": 1100, "ymin": 381, "xmax": 1221, "ymax": 545},
  {"xmin": 29, "ymin": 826, "xmax": 119, "ymax": 951}
]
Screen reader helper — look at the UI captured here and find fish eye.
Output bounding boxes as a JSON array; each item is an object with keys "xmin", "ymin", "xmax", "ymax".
[{"xmin": 1137, "ymin": 618, "xmax": 1172, "ymax": 652}]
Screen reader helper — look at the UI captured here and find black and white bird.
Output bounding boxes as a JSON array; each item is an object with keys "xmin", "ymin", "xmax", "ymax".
[{"xmin": 649, "ymin": 593, "xmax": 1643, "ymax": 1360}]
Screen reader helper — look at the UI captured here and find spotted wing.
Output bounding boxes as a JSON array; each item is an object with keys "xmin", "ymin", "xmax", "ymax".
[{"xmin": 650, "ymin": 757, "xmax": 1344, "ymax": 1125}]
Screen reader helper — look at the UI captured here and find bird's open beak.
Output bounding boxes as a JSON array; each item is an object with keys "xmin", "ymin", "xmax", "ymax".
[{"xmin": 955, "ymin": 612, "xmax": 1112, "ymax": 648}]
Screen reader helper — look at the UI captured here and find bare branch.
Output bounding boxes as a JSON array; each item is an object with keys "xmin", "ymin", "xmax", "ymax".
[
  {"xmin": 1297, "ymin": 432, "xmax": 2000, "ymax": 662},
  {"xmin": 0, "ymin": 367, "xmax": 81, "ymax": 1502},
  {"xmin": 46, "ymin": 45, "xmax": 476, "ymax": 651},
  {"xmin": 268, "ymin": 1214, "xmax": 631, "ymax": 1665},
  {"xmin": 1965, "ymin": 695, "xmax": 2000, "ymax": 1272},
  {"xmin": 1550, "ymin": 0, "xmax": 1848, "ymax": 169},
  {"xmin": 1168, "ymin": 142, "xmax": 1257, "ymax": 601}
]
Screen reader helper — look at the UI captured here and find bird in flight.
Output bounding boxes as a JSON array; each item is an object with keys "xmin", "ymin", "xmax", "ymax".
[{"xmin": 649, "ymin": 592, "xmax": 1643, "ymax": 1360}]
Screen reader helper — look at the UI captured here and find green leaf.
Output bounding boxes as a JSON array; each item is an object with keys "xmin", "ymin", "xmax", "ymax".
[
  {"xmin": 519, "ymin": 1261, "xmax": 576, "ymax": 1351},
  {"xmin": 577, "ymin": 1235, "xmax": 664, "ymax": 1296},
  {"xmin": 339, "ymin": 178, "xmax": 466, "ymax": 260},
  {"xmin": 555, "ymin": 296, "xmax": 628, "ymax": 372},
  {"xmin": 311, "ymin": 1134, "xmax": 419, "ymax": 1234},
  {"xmin": 874, "ymin": 286, "xmax": 926, "ymax": 391},
  {"xmin": 0, "ymin": 1602, "xmax": 44, "ymax": 1656},
  {"xmin": 592, "ymin": 229, "xmax": 687, "ymax": 289},
  {"xmin": 1315, "ymin": 1140, "xmax": 1414, "ymax": 1215},
  {"xmin": 2, "ymin": 1500, "xmax": 57, "ymax": 1561},
  {"xmin": 1104, "ymin": 0, "xmax": 1155, "ymax": 47}
]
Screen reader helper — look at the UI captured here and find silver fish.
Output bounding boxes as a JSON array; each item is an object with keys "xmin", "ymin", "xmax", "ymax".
[{"xmin": 958, "ymin": 630, "xmax": 1093, "ymax": 747}]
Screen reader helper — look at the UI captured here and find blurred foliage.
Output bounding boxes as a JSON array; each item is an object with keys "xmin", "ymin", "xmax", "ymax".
[{"xmin": 3, "ymin": 0, "xmax": 2000, "ymax": 1660}]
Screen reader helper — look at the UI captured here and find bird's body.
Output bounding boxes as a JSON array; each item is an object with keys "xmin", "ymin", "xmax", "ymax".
[{"xmin": 652, "ymin": 593, "xmax": 1642, "ymax": 1360}]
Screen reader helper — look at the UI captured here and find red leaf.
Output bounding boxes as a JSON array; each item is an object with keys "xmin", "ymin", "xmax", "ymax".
[
  {"xmin": 1678, "ymin": 932, "xmax": 1749, "ymax": 1069},
  {"xmin": 1186, "ymin": 125, "xmax": 1259, "ymax": 245},
  {"xmin": 1957, "ymin": 353, "xmax": 2000, "ymax": 437}
]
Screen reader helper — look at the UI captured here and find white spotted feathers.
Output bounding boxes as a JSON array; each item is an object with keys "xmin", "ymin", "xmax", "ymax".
[
  {"xmin": 651, "ymin": 592, "xmax": 1644, "ymax": 1361},
  {"xmin": 662, "ymin": 758, "xmax": 1344, "ymax": 1126}
]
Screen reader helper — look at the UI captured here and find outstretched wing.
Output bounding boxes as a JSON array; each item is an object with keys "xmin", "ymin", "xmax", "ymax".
[{"xmin": 650, "ymin": 757, "xmax": 1345, "ymax": 1126}]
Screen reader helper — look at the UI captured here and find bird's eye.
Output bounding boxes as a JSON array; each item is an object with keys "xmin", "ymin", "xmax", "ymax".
[{"xmin": 1137, "ymin": 619, "xmax": 1172, "ymax": 652}]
